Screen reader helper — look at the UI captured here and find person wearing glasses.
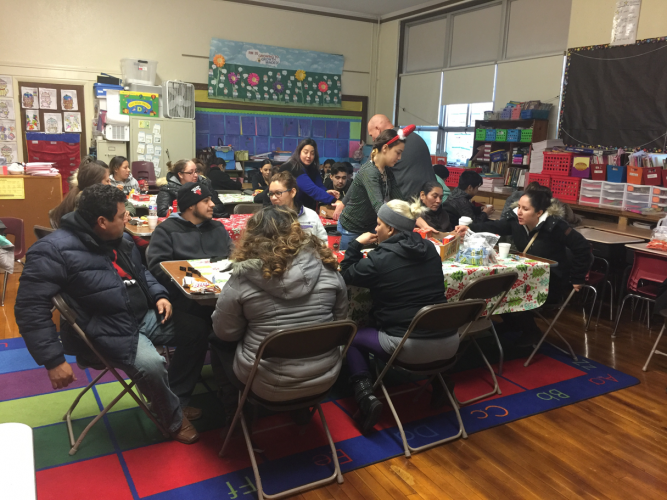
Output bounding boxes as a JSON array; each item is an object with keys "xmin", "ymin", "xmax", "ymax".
[
  {"xmin": 156, "ymin": 159, "xmax": 228, "ymax": 218},
  {"xmin": 269, "ymin": 171, "xmax": 327, "ymax": 243}
]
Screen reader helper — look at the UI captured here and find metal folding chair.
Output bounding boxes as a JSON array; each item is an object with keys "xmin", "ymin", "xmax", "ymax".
[
  {"xmin": 643, "ymin": 309, "xmax": 667, "ymax": 372},
  {"xmin": 218, "ymin": 320, "xmax": 358, "ymax": 500},
  {"xmin": 372, "ymin": 300, "xmax": 488, "ymax": 458},
  {"xmin": 233, "ymin": 203, "xmax": 262, "ymax": 215},
  {"xmin": 52, "ymin": 294, "xmax": 169, "ymax": 455},
  {"xmin": 453, "ymin": 272, "xmax": 518, "ymax": 405}
]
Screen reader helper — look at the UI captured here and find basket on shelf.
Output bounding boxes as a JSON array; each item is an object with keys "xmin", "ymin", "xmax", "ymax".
[
  {"xmin": 520, "ymin": 129, "xmax": 533, "ymax": 142},
  {"xmin": 507, "ymin": 129, "xmax": 520, "ymax": 142},
  {"xmin": 500, "ymin": 107, "xmax": 512, "ymax": 120},
  {"xmin": 542, "ymin": 152, "xmax": 574, "ymax": 177},
  {"xmin": 495, "ymin": 129, "xmax": 508, "ymax": 142},
  {"xmin": 475, "ymin": 129, "xmax": 487, "ymax": 141},
  {"xmin": 511, "ymin": 107, "xmax": 522, "ymax": 120},
  {"xmin": 526, "ymin": 173, "xmax": 551, "ymax": 188},
  {"xmin": 445, "ymin": 167, "xmax": 482, "ymax": 188},
  {"xmin": 551, "ymin": 176, "xmax": 581, "ymax": 202},
  {"xmin": 520, "ymin": 109, "xmax": 550, "ymax": 120},
  {"xmin": 485, "ymin": 129, "xmax": 497, "ymax": 141}
]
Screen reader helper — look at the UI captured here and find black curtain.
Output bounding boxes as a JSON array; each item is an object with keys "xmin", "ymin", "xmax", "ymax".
[{"xmin": 560, "ymin": 40, "xmax": 667, "ymax": 151}]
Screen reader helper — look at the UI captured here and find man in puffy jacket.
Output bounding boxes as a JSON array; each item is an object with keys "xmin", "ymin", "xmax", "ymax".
[{"xmin": 15, "ymin": 184, "xmax": 200, "ymax": 445}]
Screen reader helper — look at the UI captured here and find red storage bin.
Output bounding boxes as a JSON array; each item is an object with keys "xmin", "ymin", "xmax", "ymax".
[
  {"xmin": 526, "ymin": 173, "xmax": 551, "ymax": 189},
  {"xmin": 662, "ymin": 170, "xmax": 667, "ymax": 187},
  {"xmin": 542, "ymin": 152, "xmax": 574, "ymax": 177},
  {"xmin": 444, "ymin": 167, "xmax": 482, "ymax": 188},
  {"xmin": 644, "ymin": 166, "xmax": 661, "ymax": 186},
  {"xmin": 591, "ymin": 164, "xmax": 606, "ymax": 180},
  {"xmin": 550, "ymin": 176, "xmax": 581, "ymax": 202}
]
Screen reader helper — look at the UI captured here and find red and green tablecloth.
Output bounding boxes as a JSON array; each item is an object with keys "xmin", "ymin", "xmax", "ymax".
[{"xmin": 214, "ymin": 214, "xmax": 336, "ymax": 241}]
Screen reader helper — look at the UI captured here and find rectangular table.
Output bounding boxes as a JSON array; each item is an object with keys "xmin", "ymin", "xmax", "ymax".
[
  {"xmin": 160, "ymin": 260, "xmax": 220, "ymax": 306},
  {"xmin": 576, "ymin": 227, "xmax": 645, "ymax": 245},
  {"xmin": 625, "ymin": 242, "xmax": 667, "ymax": 257},
  {"xmin": 125, "ymin": 221, "xmax": 154, "ymax": 238}
]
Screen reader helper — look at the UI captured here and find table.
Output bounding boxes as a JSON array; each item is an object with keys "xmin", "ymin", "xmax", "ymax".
[
  {"xmin": 347, "ymin": 255, "xmax": 552, "ymax": 324},
  {"xmin": 159, "ymin": 260, "xmax": 219, "ymax": 306},
  {"xmin": 576, "ymin": 227, "xmax": 645, "ymax": 245},
  {"xmin": 125, "ymin": 221, "xmax": 154, "ymax": 237},
  {"xmin": 218, "ymin": 193, "xmax": 255, "ymax": 205},
  {"xmin": 625, "ymin": 242, "xmax": 667, "ymax": 256}
]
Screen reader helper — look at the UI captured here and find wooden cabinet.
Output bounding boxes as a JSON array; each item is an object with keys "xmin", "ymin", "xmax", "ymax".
[{"xmin": 0, "ymin": 175, "xmax": 62, "ymax": 249}]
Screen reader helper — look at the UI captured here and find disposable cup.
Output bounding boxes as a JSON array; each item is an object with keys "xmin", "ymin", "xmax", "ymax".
[
  {"xmin": 147, "ymin": 216, "xmax": 158, "ymax": 230},
  {"xmin": 498, "ymin": 242, "xmax": 511, "ymax": 259},
  {"xmin": 458, "ymin": 216, "xmax": 472, "ymax": 226}
]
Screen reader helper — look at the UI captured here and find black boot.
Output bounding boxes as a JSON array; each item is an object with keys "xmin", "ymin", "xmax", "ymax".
[{"xmin": 353, "ymin": 377, "xmax": 383, "ymax": 433}]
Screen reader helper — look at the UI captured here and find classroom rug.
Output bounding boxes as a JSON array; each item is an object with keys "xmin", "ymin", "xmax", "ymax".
[{"xmin": 0, "ymin": 336, "xmax": 638, "ymax": 500}]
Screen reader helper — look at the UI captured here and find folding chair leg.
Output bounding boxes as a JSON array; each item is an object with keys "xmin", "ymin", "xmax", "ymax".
[
  {"xmin": 596, "ymin": 281, "xmax": 612, "ymax": 327},
  {"xmin": 412, "ymin": 375, "xmax": 435, "ymax": 403},
  {"xmin": 612, "ymin": 294, "xmax": 632, "ymax": 338},
  {"xmin": 1, "ymin": 271, "xmax": 7, "ymax": 306},
  {"xmin": 378, "ymin": 380, "xmax": 411, "ymax": 458},
  {"xmin": 455, "ymin": 339, "xmax": 501, "ymax": 406},
  {"xmin": 490, "ymin": 323, "xmax": 504, "ymax": 376},
  {"xmin": 64, "ymin": 368, "xmax": 109, "ymax": 448},
  {"xmin": 584, "ymin": 286, "xmax": 597, "ymax": 331},
  {"xmin": 644, "ymin": 323, "xmax": 667, "ymax": 372},
  {"xmin": 239, "ymin": 413, "xmax": 265, "ymax": 500},
  {"xmin": 220, "ymin": 393, "xmax": 245, "ymax": 458},
  {"xmin": 525, "ymin": 289, "xmax": 577, "ymax": 367}
]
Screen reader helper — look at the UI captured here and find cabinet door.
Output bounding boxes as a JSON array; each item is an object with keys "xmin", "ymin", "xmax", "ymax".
[
  {"xmin": 159, "ymin": 120, "xmax": 196, "ymax": 178},
  {"xmin": 97, "ymin": 141, "xmax": 127, "ymax": 165}
]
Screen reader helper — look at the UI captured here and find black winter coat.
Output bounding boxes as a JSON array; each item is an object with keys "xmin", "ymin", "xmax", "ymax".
[
  {"xmin": 15, "ymin": 211, "xmax": 169, "ymax": 369},
  {"xmin": 469, "ymin": 203, "xmax": 592, "ymax": 297},
  {"xmin": 340, "ymin": 232, "xmax": 451, "ymax": 339},
  {"xmin": 442, "ymin": 187, "xmax": 488, "ymax": 225},
  {"xmin": 207, "ymin": 167, "xmax": 242, "ymax": 191},
  {"xmin": 156, "ymin": 172, "xmax": 228, "ymax": 218},
  {"xmin": 422, "ymin": 203, "xmax": 452, "ymax": 232}
]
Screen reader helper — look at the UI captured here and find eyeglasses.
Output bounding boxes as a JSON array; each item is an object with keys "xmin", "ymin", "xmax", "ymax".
[
  {"xmin": 183, "ymin": 170, "xmax": 197, "ymax": 175},
  {"xmin": 268, "ymin": 190, "xmax": 289, "ymax": 198}
]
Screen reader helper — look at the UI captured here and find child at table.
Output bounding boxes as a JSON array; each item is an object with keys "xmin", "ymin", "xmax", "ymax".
[
  {"xmin": 340, "ymin": 199, "xmax": 457, "ymax": 433},
  {"xmin": 467, "ymin": 189, "xmax": 591, "ymax": 346}
]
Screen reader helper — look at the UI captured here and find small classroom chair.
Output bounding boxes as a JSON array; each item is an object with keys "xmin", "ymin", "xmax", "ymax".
[{"xmin": 0, "ymin": 217, "xmax": 25, "ymax": 306}]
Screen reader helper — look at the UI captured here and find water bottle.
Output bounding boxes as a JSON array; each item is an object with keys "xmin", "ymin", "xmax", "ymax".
[{"xmin": 149, "ymin": 203, "xmax": 157, "ymax": 218}]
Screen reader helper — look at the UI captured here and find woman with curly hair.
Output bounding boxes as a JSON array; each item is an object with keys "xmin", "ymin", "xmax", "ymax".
[{"xmin": 211, "ymin": 206, "xmax": 348, "ymax": 412}]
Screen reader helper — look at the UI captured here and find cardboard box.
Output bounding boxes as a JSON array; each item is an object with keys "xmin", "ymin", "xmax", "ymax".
[{"xmin": 319, "ymin": 204, "xmax": 335, "ymax": 219}]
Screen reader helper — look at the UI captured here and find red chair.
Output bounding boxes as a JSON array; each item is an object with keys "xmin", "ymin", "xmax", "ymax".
[
  {"xmin": 612, "ymin": 249, "xmax": 667, "ymax": 338},
  {"xmin": 131, "ymin": 161, "xmax": 157, "ymax": 189},
  {"xmin": 0, "ymin": 217, "xmax": 26, "ymax": 306}
]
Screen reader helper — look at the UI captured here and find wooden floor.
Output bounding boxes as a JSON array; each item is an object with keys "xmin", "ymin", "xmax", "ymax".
[{"xmin": 3, "ymin": 269, "xmax": 667, "ymax": 499}]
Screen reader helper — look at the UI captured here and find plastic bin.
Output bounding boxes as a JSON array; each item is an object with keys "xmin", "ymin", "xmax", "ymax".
[
  {"xmin": 645, "ymin": 166, "xmax": 661, "ymax": 186},
  {"xmin": 626, "ymin": 184, "xmax": 651, "ymax": 195},
  {"xmin": 526, "ymin": 173, "xmax": 551, "ymax": 188},
  {"xmin": 520, "ymin": 109, "xmax": 550, "ymax": 120},
  {"xmin": 550, "ymin": 176, "xmax": 581, "ymax": 202},
  {"xmin": 520, "ymin": 129, "xmax": 533, "ymax": 142},
  {"xmin": 511, "ymin": 107, "xmax": 522, "ymax": 120},
  {"xmin": 542, "ymin": 152, "xmax": 574, "ymax": 177},
  {"xmin": 570, "ymin": 157, "xmax": 591, "ymax": 179},
  {"xmin": 121, "ymin": 58, "xmax": 158, "ymax": 85},
  {"xmin": 627, "ymin": 165, "xmax": 645, "ymax": 185},
  {"xmin": 607, "ymin": 165, "xmax": 627, "ymax": 183},
  {"xmin": 579, "ymin": 180, "xmax": 602, "ymax": 206},
  {"xmin": 495, "ymin": 129, "xmax": 508, "ymax": 142},
  {"xmin": 507, "ymin": 129, "xmax": 520, "ymax": 142},
  {"xmin": 591, "ymin": 164, "xmax": 606, "ymax": 180},
  {"xmin": 475, "ymin": 129, "xmax": 487, "ymax": 141},
  {"xmin": 94, "ymin": 83, "xmax": 124, "ymax": 97},
  {"xmin": 445, "ymin": 167, "xmax": 482, "ymax": 188},
  {"xmin": 485, "ymin": 129, "xmax": 497, "ymax": 141},
  {"xmin": 500, "ymin": 107, "xmax": 512, "ymax": 120}
]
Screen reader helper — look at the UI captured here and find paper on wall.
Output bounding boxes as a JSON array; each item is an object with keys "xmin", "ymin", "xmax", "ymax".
[
  {"xmin": 138, "ymin": 132, "xmax": 146, "ymax": 143},
  {"xmin": 145, "ymin": 134, "xmax": 152, "ymax": 144},
  {"xmin": 0, "ymin": 142, "xmax": 18, "ymax": 163},
  {"xmin": 138, "ymin": 154, "xmax": 146, "ymax": 161},
  {"xmin": 39, "ymin": 88, "xmax": 58, "ymax": 110},
  {"xmin": 43, "ymin": 113, "xmax": 63, "ymax": 133},
  {"xmin": 138, "ymin": 120, "xmax": 150, "ymax": 129},
  {"xmin": 0, "ymin": 76, "xmax": 13, "ymax": 98},
  {"xmin": 153, "ymin": 124, "xmax": 161, "ymax": 135},
  {"xmin": 137, "ymin": 143, "xmax": 146, "ymax": 154},
  {"xmin": 21, "ymin": 87, "xmax": 38, "ymax": 109},
  {"xmin": 153, "ymin": 133, "xmax": 161, "ymax": 144},
  {"xmin": 146, "ymin": 144, "xmax": 154, "ymax": 155},
  {"xmin": 611, "ymin": 0, "xmax": 642, "ymax": 46},
  {"xmin": 154, "ymin": 146, "xmax": 162, "ymax": 157},
  {"xmin": 0, "ymin": 120, "xmax": 17, "ymax": 141},
  {"xmin": 61, "ymin": 89, "xmax": 78, "ymax": 111},
  {"xmin": 25, "ymin": 109, "xmax": 40, "ymax": 131},
  {"xmin": 0, "ymin": 99, "xmax": 14, "ymax": 120},
  {"xmin": 64, "ymin": 112, "xmax": 82, "ymax": 132},
  {"xmin": 145, "ymin": 155, "xmax": 153, "ymax": 163}
]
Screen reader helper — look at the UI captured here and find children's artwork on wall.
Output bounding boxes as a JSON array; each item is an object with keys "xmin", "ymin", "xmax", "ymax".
[
  {"xmin": 0, "ymin": 99, "xmax": 15, "ymax": 120},
  {"xmin": 44, "ymin": 113, "xmax": 62, "ymax": 133},
  {"xmin": 25, "ymin": 109, "xmax": 40, "ymax": 131},
  {"xmin": 21, "ymin": 87, "xmax": 38, "ymax": 109},
  {"xmin": 0, "ymin": 120, "xmax": 17, "ymax": 141},
  {"xmin": 39, "ymin": 88, "xmax": 58, "ymax": 110},
  {"xmin": 0, "ymin": 76, "xmax": 13, "ymax": 98},
  {"xmin": 63, "ymin": 112, "xmax": 82, "ymax": 132},
  {"xmin": 61, "ymin": 90, "xmax": 78, "ymax": 111},
  {"xmin": 0, "ymin": 142, "xmax": 18, "ymax": 163}
]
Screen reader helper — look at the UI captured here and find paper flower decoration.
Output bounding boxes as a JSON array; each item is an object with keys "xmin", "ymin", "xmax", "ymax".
[
  {"xmin": 295, "ymin": 70, "xmax": 306, "ymax": 81},
  {"xmin": 248, "ymin": 73, "xmax": 260, "ymax": 86},
  {"xmin": 318, "ymin": 81, "xmax": 328, "ymax": 92},
  {"xmin": 228, "ymin": 72, "xmax": 239, "ymax": 84},
  {"xmin": 273, "ymin": 81, "xmax": 285, "ymax": 94},
  {"xmin": 213, "ymin": 54, "xmax": 226, "ymax": 67}
]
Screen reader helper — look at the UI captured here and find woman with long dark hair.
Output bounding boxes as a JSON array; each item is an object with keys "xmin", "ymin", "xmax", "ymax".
[
  {"xmin": 108, "ymin": 156, "xmax": 140, "ymax": 195},
  {"xmin": 279, "ymin": 138, "xmax": 339, "ymax": 210}
]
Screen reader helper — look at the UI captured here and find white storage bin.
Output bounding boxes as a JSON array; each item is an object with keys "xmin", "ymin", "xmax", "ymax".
[
  {"xmin": 581, "ymin": 180, "xmax": 604, "ymax": 190},
  {"xmin": 600, "ymin": 197, "xmax": 623, "ymax": 209},
  {"xmin": 623, "ymin": 183, "xmax": 651, "ymax": 211},
  {"xmin": 121, "ymin": 59, "xmax": 158, "ymax": 85}
]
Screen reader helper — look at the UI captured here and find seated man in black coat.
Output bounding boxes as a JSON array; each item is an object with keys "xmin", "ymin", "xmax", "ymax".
[
  {"xmin": 15, "ymin": 184, "xmax": 201, "ymax": 444},
  {"xmin": 323, "ymin": 162, "xmax": 352, "ymax": 198}
]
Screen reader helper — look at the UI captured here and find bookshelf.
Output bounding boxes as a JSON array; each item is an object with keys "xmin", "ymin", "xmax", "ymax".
[{"xmin": 472, "ymin": 119, "xmax": 549, "ymax": 188}]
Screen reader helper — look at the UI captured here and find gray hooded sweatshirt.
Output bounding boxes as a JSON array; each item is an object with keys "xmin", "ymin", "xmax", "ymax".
[{"xmin": 212, "ymin": 248, "xmax": 348, "ymax": 402}]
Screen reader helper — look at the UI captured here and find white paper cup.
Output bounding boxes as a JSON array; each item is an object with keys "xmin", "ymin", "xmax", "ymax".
[
  {"xmin": 486, "ymin": 204, "xmax": 493, "ymax": 209},
  {"xmin": 458, "ymin": 216, "xmax": 473, "ymax": 226},
  {"xmin": 147, "ymin": 216, "xmax": 158, "ymax": 230},
  {"xmin": 498, "ymin": 242, "xmax": 511, "ymax": 259}
]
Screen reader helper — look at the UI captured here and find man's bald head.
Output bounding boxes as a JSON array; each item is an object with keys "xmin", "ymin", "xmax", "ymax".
[{"xmin": 368, "ymin": 114, "xmax": 394, "ymax": 140}]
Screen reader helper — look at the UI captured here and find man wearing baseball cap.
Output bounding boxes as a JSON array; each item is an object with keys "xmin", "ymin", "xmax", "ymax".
[{"xmin": 147, "ymin": 182, "xmax": 233, "ymax": 423}]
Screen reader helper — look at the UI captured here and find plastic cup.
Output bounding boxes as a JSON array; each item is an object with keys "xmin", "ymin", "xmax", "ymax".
[
  {"xmin": 147, "ymin": 215, "xmax": 158, "ymax": 230},
  {"xmin": 486, "ymin": 204, "xmax": 493, "ymax": 209},
  {"xmin": 327, "ymin": 231, "xmax": 342, "ymax": 252},
  {"xmin": 458, "ymin": 216, "xmax": 473, "ymax": 226},
  {"xmin": 498, "ymin": 242, "xmax": 511, "ymax": 259}
]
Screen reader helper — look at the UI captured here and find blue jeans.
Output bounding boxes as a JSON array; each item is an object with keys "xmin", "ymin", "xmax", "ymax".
[
  {"xmin": 337, "ymin": 221, "xmax": 364, "ymax": 251},
  {"xmin": 112, "ymin": 310, "xmax": 209, "ymax": 433}
]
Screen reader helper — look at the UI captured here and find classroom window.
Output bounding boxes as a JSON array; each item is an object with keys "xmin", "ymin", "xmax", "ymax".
[
  {"xmin": 414, "ymin": 128, "xmax": 439, "ymax": 155},
  {"xmin": 441, "ymin": 102, "xmax": 493, "ymax": 164}
]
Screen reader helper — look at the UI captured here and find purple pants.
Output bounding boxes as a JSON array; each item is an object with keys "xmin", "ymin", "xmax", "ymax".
[{"xmin": 346, "ymin": 327, "xmax": 390, "ymax": 380}]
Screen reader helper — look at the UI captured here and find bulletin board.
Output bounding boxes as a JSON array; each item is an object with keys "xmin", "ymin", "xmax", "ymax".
[{"xmin": 17, "ymin": 81, "xmax": 87, "ymax": 159}]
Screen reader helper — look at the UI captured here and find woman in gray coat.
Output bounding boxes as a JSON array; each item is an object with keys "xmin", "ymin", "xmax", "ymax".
[{"xmin": 212, "ymin": 206, "xmax": 348, "ymax": 406}]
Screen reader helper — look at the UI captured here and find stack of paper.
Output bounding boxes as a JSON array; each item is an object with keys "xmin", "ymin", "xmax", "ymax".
[
  {"xmin": 529, "ymin": 140, "xmax": 564, "ymax": 173},
  {"xmin": 273, "ymin": 150, "xmax": 292, "ymax": 163},
  {"xmin": 25, "ymin": 163, "xmax": 58, "ymax": 176},
  {"xmin": 481, "ymin": 177, "xmax": 504, "ymax": 190}
]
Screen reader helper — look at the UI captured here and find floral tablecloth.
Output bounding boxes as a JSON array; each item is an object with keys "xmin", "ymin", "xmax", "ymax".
[
  {"xmin": 347, "ymin": 256, "xmax": 550, "ymax": 324},
  {"xmin": 214, "ymin": 214, "xmax": 336, "ymax": 241}
]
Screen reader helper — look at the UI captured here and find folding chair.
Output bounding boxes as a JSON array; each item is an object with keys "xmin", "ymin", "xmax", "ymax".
[
  {"xmin": 373, "ymin": 300, "xmax": 488, "ymax": 458},
  {"xmin": 233, "ymin": 203, "xmax": 262, "ymax": 215},
  {"xmin": 643, "ymin": 309, "xmax": 667, "ymax": 372},
  {"xmin": 0, "ymin": 217, "xmax": 25, "ymax": 307},
  {"xmin": 52, "ymin": 294, "xmax": 169, "ymax": 455},
  {"xmin": 218, "ymin": 320, "xmax": 358, "ymax": 500},
  {"xmin": 454, "ymin": 272, "xmax": 518, "ymax": 405},
  {"xmin": 583, "ymin": 255, "xmax": 614, "ymax": 330},
  {"xmin": 612, "ymin": 249, "xmax": 667, "ymax": 338}
]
